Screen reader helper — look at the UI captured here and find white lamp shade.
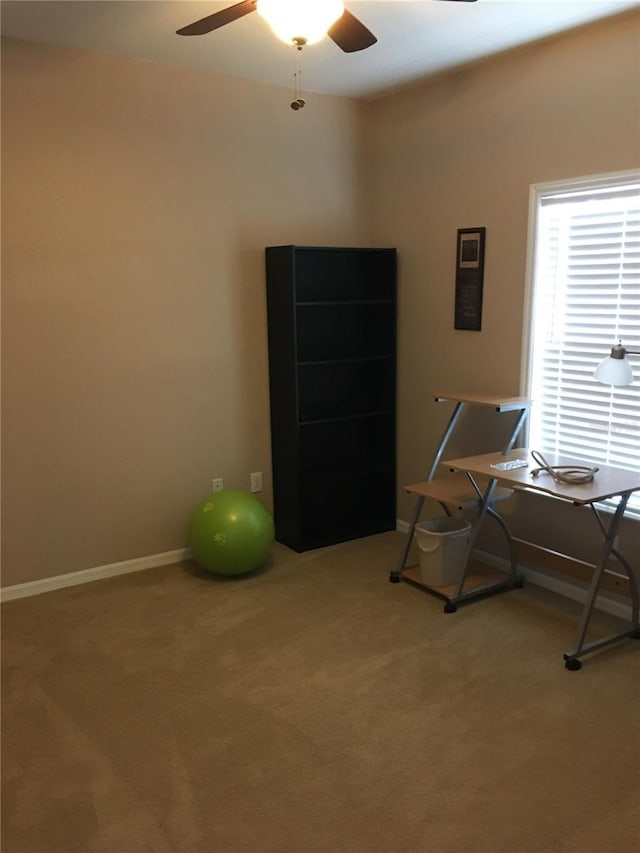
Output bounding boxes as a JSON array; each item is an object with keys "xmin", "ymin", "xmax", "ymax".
[
  {"xmin": 594, "ymin": 355, "xmax": 634, "ymax": 386},
  {"xmin": 257, "ymin": 0, "xmax": 344, "ymax": 45}
]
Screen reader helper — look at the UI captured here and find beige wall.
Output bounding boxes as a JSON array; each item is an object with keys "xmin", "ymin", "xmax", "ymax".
[
  {"xmin": 1, "ymin": 38, "xmax": 368, "ymax": 585},
  {"xmin": 3, "ymin": 11, "xmax": 639, "ymax": 588},
  {"xmin": 364, "ymin": 10, "xmax": 640, "ymax": 564}
]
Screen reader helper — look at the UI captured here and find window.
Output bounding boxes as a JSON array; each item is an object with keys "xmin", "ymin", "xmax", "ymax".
[{"xmin": 525, "ymin": 171, "xmax": 640, "ymax": 519}]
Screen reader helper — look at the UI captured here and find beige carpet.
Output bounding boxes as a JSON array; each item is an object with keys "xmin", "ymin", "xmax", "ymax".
[{"xmin": 2, "ymin": 531, "xmax": 639, "ymax": 853}]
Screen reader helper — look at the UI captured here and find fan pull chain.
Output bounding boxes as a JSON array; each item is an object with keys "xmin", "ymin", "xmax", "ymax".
[{"xmin": 291, "ymin": 47, "xmax": 305, "ymax": 111}]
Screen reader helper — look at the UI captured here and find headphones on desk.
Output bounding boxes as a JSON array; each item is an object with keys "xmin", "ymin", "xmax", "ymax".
[{"xmin": 529, "ymin": 450, "xmax": 599, "ymax": 485}]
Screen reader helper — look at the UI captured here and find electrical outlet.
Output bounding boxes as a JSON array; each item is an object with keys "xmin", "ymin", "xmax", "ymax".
[
  {"xmin": 212, "ymin": 478, "xmax": 224, "ymax": 493},
  {"xmin": 250, "ymin": 472, "xmax": 263, "ymax": 493}
]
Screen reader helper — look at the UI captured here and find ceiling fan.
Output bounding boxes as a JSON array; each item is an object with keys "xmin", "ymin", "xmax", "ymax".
[{"xmin": 177, "ymin": 0, "xmax": 478, "ymax": 53}]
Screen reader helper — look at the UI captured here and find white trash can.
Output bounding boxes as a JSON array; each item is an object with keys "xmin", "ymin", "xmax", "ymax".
[{"xmin": 414, "ymin": 517, "xmax": 471, "ymax": 586}]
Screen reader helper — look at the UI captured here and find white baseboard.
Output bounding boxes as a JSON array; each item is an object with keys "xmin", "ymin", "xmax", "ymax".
[
  {"xmin": 0, "ymin": 548, "xmax": 191, "ymax": 603},
  {"xmin": 474, "ymin": 548, "xmax": 632, "ymax": 622},
  {"xmin": 4, "ymin": 526, "xmax": 633, "ymax": 623},
  {"xmin": 394, "ymin": 520, "xmax": 632, "ymax": 622}
]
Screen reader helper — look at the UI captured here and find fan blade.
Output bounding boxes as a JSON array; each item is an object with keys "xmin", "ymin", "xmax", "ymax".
[
  {"xmin": 177, "ymin": 0, "xmax": 257, "ymax": 36},
  {"xmin": 328, "ymin": 10, "xmax": 377, "ymax": 53}
]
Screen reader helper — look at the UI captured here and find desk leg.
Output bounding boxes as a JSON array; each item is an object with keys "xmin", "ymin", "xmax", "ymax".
[
  {"xmin": 486, "ymin": 505, "xmax": 518, "ymax": 579},
  {"xmin": 389, "ymin": 495, "xmax": 424, "ymax": 583},
  {"xmin": 452, "ymin": 477, "xmax": 498, "ymax": 598},
  {"xmin": 443, "ymin": 477, "xmax": 523, "ymax": 613},
  {"xmin": 390, "ymin": 402, "xmax": 466, "ymax": 583},
  {"xmin": 563, "ymin": 493, "xmax": 639, "ymax": 670}
]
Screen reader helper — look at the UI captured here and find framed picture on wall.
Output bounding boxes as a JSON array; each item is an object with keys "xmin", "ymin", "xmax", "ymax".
[{"xmin": 454, "ymin": 227, "xmax": 486, "ymax": 331}]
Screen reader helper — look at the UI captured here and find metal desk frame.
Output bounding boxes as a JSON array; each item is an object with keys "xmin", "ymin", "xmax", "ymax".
[
  {"xmin": 443, "ymin": 449, "xmax": 640, "ymax": 670},
  {"xmin": 389, "ymin": 393, "xmax": 531, "ymax": 610}
]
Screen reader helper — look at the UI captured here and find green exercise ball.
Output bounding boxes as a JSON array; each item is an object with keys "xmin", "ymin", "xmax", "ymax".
[{"xmin": 189, "ymin": 490, "xmax": 274, "ymax": 576}]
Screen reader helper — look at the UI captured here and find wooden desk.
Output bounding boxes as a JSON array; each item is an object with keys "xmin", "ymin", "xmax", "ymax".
[{"xmin": 444, "ymin": 449, "xmax": 640, "ymax": 670}]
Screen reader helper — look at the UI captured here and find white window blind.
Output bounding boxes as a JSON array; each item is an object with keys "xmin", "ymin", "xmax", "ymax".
[{"xmin": 528, "ymin": 175, "xmax": 640, "ymax": 519}]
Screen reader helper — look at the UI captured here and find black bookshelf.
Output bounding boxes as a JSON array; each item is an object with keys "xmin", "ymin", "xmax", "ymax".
[{"xmin": 265, "ymin": 245, "xmax": 397, "ymax": 552}]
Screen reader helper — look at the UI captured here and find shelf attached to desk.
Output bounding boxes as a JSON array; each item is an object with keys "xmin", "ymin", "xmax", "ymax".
[
  {"xmin": 401, "ymin": 562, "xmax": 518, "ymax": 609},
  {"xmin": 390, "ymin": 391, "xmax": 529, "ymax": 608},
  {"xmin": 434, "ymin": 391, "xmax": 532, "ymax": 413},
  {"xmin": 405, "ymin": 474, "xmax": 513, "ymax": 511},
  {"xmin": 401, "ymin": 474, "xmax": 521, "ymax": 611}
]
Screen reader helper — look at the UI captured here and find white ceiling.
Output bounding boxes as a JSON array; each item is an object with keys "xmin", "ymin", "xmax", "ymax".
[{"xmin": 1, "ymin": 0, "xmax": 637, "ymax": 99}]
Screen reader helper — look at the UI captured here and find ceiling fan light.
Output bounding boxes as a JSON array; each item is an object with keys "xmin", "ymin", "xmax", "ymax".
[{"xmin": 257, "ymin": 0, "xmax": 344, "ymax": 46}]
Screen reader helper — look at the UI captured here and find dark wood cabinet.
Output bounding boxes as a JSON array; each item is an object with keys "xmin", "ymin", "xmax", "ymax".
[{"xmin": 265, "ymin": 245, "xmax": 397, "ymax": 552}]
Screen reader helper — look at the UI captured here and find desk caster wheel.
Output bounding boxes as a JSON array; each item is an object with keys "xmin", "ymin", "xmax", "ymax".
[
  {"xmin": 630, "ymin": 629, "xmax": 640, "ymax": 640},
  {"xmin": 564, "ymin": 658, "xmax": 582, "ymax": 671},
  {"xmin": 444, "ymin": 602, "xmax": 457, "ymax": 614},
  {"xmin": 389, "ymin": 573, "xmax": 401, "ymax": 584},
  {"xmin": 514, "ymin": 580, "xmax": 524, "ymax": 589}
]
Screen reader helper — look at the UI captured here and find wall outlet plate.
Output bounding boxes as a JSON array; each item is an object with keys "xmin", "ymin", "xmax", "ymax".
[
  {"xmin": 212, "ymin": 478, "xmax": 224, "ymax": 493},
  {"xmin": 250, "ymin": 472, "xmax": 262, "ymax": 493}
]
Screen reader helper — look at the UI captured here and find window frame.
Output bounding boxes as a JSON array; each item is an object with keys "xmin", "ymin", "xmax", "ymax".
[{"xmin": 521, "ymin": 168, "xmax": 640, "ymax": 519}]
